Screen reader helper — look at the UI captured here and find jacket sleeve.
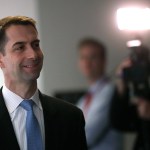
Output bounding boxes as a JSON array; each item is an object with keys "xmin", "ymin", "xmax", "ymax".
[{"xmin": 110, "ymin": 87, "xmax": 140, "ymax": 132}]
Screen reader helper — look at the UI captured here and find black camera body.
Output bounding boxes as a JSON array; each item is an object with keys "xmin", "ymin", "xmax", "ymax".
[{"xmin": 123, "ymin": 45, "xmax": 150, "ymax": 100}]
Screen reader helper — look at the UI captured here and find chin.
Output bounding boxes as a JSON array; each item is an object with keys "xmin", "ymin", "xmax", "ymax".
[{"xmin": 23, "ymin": 72, "xmax": 40, "ymax": 81}]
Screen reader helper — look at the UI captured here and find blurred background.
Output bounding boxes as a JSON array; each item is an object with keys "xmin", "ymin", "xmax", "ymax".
[{"xmin": 1, "ymin": 0, "xmax": 150, "ymax": 149}]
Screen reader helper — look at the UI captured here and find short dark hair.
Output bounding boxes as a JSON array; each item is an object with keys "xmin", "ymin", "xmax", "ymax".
[
  {"xmin": 78, "ymin": 37, "xmax": 107, "ymax": 59},
  {"xmin": 0, "ymin": 16, "xmax": 36, "ymax": 54}
]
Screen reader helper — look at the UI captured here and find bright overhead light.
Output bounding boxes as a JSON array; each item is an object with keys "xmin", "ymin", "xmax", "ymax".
[
  {"xmin": 117, "ymin": 7, "xmax": 150, "ymax": 30},
  {"xmin": 126, "ymin": 40, "xmax": 141, "ymax": 47}
]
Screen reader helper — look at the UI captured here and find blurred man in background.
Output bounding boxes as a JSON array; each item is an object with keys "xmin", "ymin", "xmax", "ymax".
[
  {"xmin": 111, "ymin": 58, "xmax": 150, "ymax": 150},
  {"xmin": 76, "ymin": 38, "xmax": 123, "ymax": 150}
]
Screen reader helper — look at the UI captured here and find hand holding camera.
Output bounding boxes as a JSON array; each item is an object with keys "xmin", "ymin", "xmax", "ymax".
[{"xmin": 115, "ymin": 46, "xmax": 150, "ymax": 120}]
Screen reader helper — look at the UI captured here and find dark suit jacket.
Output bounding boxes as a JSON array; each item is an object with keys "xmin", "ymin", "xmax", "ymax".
[
  {"xmin": 0, "ymin": 88, "xmax": 87, "ymax": 150},
  {"xmin": 110, "ymin": 88, "xmax": 150, "ymax": 150}
]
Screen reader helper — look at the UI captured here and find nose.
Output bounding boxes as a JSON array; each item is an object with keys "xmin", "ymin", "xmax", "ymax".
[{"xmin": 26, "ymin": 46, "xmax": 38, "ymax": 59}]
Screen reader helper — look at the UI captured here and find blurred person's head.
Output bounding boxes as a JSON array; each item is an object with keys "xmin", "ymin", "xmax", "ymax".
[
  {"xmin": 78, "ymin": 37, "xmax": 107, "ymax": 83},
  {"xmin": 0, "ymin": 16, "xmax": 43, "ymax": 86}
]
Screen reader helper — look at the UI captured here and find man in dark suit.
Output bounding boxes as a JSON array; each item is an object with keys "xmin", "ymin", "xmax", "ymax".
[{"xmin": 0, "ymin": 16, "xmax": 87, "ymax": 150}]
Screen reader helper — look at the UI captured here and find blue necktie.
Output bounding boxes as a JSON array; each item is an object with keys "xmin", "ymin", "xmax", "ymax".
[{"xmin": 20, "ymin": 100, "xmax": 43, "ymax": 150}]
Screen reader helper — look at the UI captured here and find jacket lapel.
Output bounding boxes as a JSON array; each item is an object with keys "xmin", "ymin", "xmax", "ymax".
[{"xmin": 0, "ymin": 88, "xmax": 20, "ymax": 150}]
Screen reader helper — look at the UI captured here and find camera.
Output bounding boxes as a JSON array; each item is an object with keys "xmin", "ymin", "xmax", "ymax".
[{"xmin": 123, "ymin": 40, "xmax": 150, "ymax": 100}]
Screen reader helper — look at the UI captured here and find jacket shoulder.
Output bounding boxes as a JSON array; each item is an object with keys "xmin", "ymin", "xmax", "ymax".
[{"xmin": 40, "ymin": 93, "xmax": 83, "ymax": 119}]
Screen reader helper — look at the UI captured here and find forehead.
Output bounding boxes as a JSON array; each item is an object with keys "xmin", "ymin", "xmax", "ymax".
[
  {"xmin": 80, "ymin": 45, "xmax": 101, "ymax": 55},
  {"xmin": 5, "ymin": 24, "xmax": 38, "ymax": 42}
]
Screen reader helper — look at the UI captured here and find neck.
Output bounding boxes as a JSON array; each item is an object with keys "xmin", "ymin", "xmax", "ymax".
[{"xmin": 4, "ymin": 80, "xmax": 37, "ymax": 99}]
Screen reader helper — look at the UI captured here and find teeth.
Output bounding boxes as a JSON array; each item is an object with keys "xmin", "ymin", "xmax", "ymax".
[
  {"xmin": 25, "ymin": 65, "xmax": 34, "ymax": 68},
  {"xmin": 23, "ymin": 63, "xmax": 39, "ymax": 68}
]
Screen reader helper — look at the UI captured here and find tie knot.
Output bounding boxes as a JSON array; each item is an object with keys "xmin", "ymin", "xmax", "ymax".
[{"xmin": 20, "ymin": 100, "xmax": 34, "ymax": 111}]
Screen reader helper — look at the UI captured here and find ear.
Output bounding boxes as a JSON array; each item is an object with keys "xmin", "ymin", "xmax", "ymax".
[{"xmin": 0, "ymin": 53, "xmax": 5, "ymax": 68}]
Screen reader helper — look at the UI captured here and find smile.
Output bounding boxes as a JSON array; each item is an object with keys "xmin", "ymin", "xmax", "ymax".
[
  {"xmin": 22, "ymin": 62, "xmax": 41, "ymax": 70},
  {"xmin": 23, "ymin": 65, "xmax": 37, "ymax": 68}
]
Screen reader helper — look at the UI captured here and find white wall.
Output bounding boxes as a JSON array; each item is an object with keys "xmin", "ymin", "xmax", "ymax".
[
  {"xmin": 0, "ymin": 0, "xmax": 44, "ymax": 90},
  {"xmin": 38, "ymin": 0, "xmax": 150, "ymax": 95}
]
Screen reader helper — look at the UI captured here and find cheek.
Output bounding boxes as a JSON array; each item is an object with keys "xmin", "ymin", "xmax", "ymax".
[
  {"xmin": 80, "ymin": 62, "xmax": 94, "ymax": 73},
  {"xmin": 79, "ymin": 60, "xmax": 89, "ymax": 69},
  {"xmin": 38, "ymin": 50, "xmax": 44, "ymax": 60},
  {"xmin": 5, "ymin": 60, "xmax": 14, "ymax": 71},
  {"xmin": 3, "ymin": 56, "xmax": 19, "ymax": 71}
]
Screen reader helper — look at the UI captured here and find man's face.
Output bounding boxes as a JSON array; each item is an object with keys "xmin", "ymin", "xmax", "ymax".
[
  {"xmin": 78, "ymin": 45, "xmax": 106, "ymax": 80},
  {"xmin": 0, "ymin": 25, "xmax": 43, "ymax": 83}
]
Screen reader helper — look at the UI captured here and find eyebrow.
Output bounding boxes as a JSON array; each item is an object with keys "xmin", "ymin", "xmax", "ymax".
[{"xmin": 12, "ymin": 39, "xmax": 40, "ymax": 48}]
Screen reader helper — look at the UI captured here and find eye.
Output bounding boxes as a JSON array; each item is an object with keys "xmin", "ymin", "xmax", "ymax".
[
  {"xmin": 32, "ymin": 42, "xmax": 40, "ymax": 50},
  {"xmin": 14, "ymin": 45, "xmax": 25, "ymax": 51}
]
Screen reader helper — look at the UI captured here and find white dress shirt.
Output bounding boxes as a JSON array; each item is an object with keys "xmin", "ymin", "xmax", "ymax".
[
  {"xmin": 2, "ymin": 85, "xmax": 45, "ymax": 150},
  {"xmin": 77, "ymin": 76, "xmax": 123, "ymax": 150}
]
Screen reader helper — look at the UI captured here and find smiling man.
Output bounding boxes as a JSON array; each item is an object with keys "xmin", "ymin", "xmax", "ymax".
[{"xmin": 0, "ymin": 16, "xmax": 87, "ymax": 150}]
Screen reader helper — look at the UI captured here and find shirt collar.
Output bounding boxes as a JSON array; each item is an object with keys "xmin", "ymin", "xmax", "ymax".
[
  {"xmin": 31, "ymin": 89, "xmax": 42, "ymax": 110},
  {"xmin": 2, "ymin": 85, "xmax": 42, "ymax": 114}
]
